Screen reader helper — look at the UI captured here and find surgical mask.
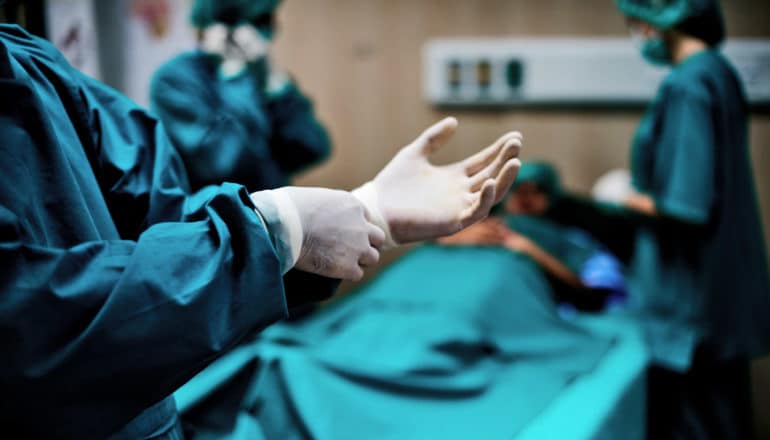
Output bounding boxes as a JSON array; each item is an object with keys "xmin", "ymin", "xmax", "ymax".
[{"xmin": 629, "ymin": 27, "xmax": 672, "ymax": 66}]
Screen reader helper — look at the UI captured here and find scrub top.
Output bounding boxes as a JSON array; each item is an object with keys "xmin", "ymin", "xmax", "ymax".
[
  {"xmin": 628, "ymin": 49, "xmax": 770, "ymax": 370},
  {"xmin": 150, "ymin": 52, "xmax": 331, "ymax": 192},
  {"xmin": 0, "ymin": 25, "xmax": 334, "ymax": 439}
]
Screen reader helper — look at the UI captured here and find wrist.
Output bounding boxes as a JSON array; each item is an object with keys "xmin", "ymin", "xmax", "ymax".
[
  {"xmin": 250, "ymin": 190, "xmax": 303, "ymax": 274},
  {"xmin": 351, "ymin": 182, "xmax": 396, "ymax": 250}
]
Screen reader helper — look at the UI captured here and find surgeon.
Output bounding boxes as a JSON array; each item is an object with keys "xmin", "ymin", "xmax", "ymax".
[
  {"xmin": 150, "ymin": 0, "xmax": 329, "ymax": 192},
  {"xmin": 0, "ymin": 22, "xmax": 522, "ymax": 439},
  {"xmin": 546, "ymin": 1, "xmax": 770, "ymax": 437}
]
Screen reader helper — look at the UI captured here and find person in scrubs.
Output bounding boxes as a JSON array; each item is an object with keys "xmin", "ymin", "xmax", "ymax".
[
  {"xmin": 547, "ymin": 1, "xmax": 770, "ymax": 437},
  {"xmin": 150, "ymin": 0, "xmax": 330, "ymax": 192},
  {"xmin": 0, "ymin": 22, "xmax": 522, "ymax": 439}
]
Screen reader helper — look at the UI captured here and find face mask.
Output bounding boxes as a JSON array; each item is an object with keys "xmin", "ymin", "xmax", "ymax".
[{"xmin": 629, "ymin": 27, "xmax": 672, "ymax": 66}]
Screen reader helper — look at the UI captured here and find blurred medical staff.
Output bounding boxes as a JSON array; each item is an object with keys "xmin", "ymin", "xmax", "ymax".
[
  {"xmin": 150, "ymin": 0, "xmax": 330, "ymax": 192},
  {"xmin": 620, "ymin": 1, "xmax": 770, "ymax": 437},
  {"xmin": 546, "ymin": 0, "xmax": 770, "ymax": 437}
]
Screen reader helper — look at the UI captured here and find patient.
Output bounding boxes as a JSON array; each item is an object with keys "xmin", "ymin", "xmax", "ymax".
[
  {"xmin": 174, "ymin": 161, "xmax": 630, "ymax": 440},
  {"xmin": 439, "ymin": 161, "xmax": 627, "ymax": 312}
]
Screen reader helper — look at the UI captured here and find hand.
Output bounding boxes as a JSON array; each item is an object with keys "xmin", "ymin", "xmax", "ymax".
[
  {"xmin": 274, "ymin": 187, "xmax": 385, "ymax": 281},
  {"xmin": 200, "ymin": 24, "xmax": 271, "ymax": 79},
  {"xmin": 503, "ymin": 230, "xmax": 535, "ymax": 255},
  {"xmin": 438, "ymin": 218, "xmax": 510, "ymax": 246},
  {"xmin": 353, "ymin": 117, "xmax": 522, "ymax": 249},
  {"xmin": 200, "ymin": 24, "xmax": 229, "ymax": 55},
  {"xmin": 264, "ymin": 58, "xmax": 291, "ymax": 95},
  {"xmin": 624, "ymin": 191, "xmax": 657, "ymax": 216}
]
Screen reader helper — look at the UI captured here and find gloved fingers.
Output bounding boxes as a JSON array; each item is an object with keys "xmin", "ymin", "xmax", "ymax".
[
  {"xmin": 359, "ymin": 246, "xmax": 381, "ymax": 267},
  {"xmin": 460, "ymin": 179, "xmax": 497, "ymax": 228},
  {"xmin": 200, "ymin": 24, "xmax": 229, "ymax": 55},
  {"xmin": 461, "ymin": 131, "xmax": 522, "ymax": 176},
  {"xmin": 407, "ymin": 117, "xmax": 459, "ymax": 157},
  {"xmin": 368, "ymin": 223, "xmax": 386, "ymax": 249},
  {"xmin": 468, "ymin": 136, "xmax": 522, "ymax": 191},
  {"xmin": 458, "ymin": 134, "xmax": 508, "ymax": 177},
  {"xmin": 493, "ymin": 158, "xmax": 522, "ymax": 204},
  {"xmin": 346, "ymin": 265, "xmax": 366, "ymax": 282}
]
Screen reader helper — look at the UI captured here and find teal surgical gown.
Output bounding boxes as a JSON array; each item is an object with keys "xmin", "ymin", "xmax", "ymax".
[
  {"xmin": 0, "ymin": 25, "xmax": 335, "ymax": 439},
  {"xmin": 549, "ymin": 49, "xmax": 770, "ymax": 371},
  {"xmin": 150, "ymin": 52, "xmax": 331, "ymax": 192},
  {"xmin": 628, "ymin": 49, "xmax": 770, "ymax": 370}
]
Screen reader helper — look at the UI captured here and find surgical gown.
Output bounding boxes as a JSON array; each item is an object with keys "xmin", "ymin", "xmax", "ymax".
[
  {"xmin": 150, "ymin": 52, "xmax": 331, "ymax": 192},
  {"xmin": 547, "ymin": 49, "xmax": 770, "ymax": 437},
  {"xmin": 627, "ymin": 49, "xmax": 770, "ymax": 369},
  {"xmin": 550, "ymin": 50, "xmax": 770, "ymax": 370},
  {"xmin": 0, "ymin": 25, "xmax": 335, "ymax": 439},
  {"xmin": 628, "ymin": 49, "xmax": 770, "ymax": 438}
]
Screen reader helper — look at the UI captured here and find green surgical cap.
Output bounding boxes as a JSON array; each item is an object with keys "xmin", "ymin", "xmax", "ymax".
[
  {"xmin": 191, "ymin": 0, "xmax": 282, "ymax": 27},
  {"xmin": 512, "ymin": 161, "xmax": 561, "ymax": 198},
  {"xmin": 616, "ymin": 0, "xmax": 725, "ymax": 44}
]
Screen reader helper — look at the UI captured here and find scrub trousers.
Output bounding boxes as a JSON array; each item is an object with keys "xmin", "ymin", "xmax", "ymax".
[{"xmin": 646, "ymin": 346, "xmax": 755, "ymax": 440}]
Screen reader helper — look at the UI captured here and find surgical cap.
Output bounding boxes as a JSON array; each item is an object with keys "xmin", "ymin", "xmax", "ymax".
[
  {"xmin": 191, "ymin": 0, "xmax": 282, "ymax": 27},
  {"xmin": 511, "ymin": 161, "xmax": 562, "ymax": 198},
  {"xmin": 616, "ymin": 0, "xmax": 725, "ymax": 45}
]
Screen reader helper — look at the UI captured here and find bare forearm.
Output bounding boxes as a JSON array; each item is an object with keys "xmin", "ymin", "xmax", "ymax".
[
  {"xmin": 510, "ymin": 239, "xmax": 583, "ymax": 288},
  {"xmin": 624, "ymin": 193, "xmax": 658, "ymax": 217}
]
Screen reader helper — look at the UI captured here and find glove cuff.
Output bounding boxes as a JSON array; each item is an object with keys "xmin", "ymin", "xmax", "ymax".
[
  {"xmin": 352, "ymin": 182, "xmax": 397, "ymax": 250},
  {"xmin": 250, "ymin": 190, "xmax": 303, "ymax": 274}
]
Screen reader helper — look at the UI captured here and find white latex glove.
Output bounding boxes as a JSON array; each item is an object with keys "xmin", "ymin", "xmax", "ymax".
[
  {"xmin": 200, "ymin": 23, "xmax": 271, "ymax": 78},
  {"xmin": 199, "ymin": 24, "xmax": 229, "ymax": 56},
  {"xmin": 353, "ymin": 117, "xmax": 522, "ymax": 249},
  {"xmin": 231, "ymin": 24, "xmax": 269, "ymax": 62},
  {"xmin": 255, "ymin": 187, "xmax": 385, "ymax": 281},
  {"xmin": 265, "ymin": 61, "xmax": 291, "ymax": 96}
]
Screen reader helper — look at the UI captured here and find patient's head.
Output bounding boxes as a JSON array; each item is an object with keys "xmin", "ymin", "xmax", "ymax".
[
  {"xmin": 503, "ymin": 162, "xmax": 560, "ymax": 216},
  {"xmin": 505, "ymin": 182, "xmax": 549, "ymax": 215}
]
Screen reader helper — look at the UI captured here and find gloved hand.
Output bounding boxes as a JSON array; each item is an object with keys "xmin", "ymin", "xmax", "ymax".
[
  {"xmin": 353, "ymin": 117, "xmax": 522, "ymax": 249},
  {"xmin": 264, "ymin": 58, "xmax": 291, "ymax": 96},
  {"xmin": 200, "ymin": 23, "xmax": 271, "ymax": 79},
  {"xmin": 255, "ymin": 187, "xmax": 385, "ymax": 281}
]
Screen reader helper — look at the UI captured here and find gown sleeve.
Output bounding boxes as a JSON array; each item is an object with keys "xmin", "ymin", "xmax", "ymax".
[
  {"xmin": 649, "ymin": 82, "xmax": 716, "ymax": 225},
  {"xmin": 0, "ymin": 66, "xmax": 290, "ymax": 439}
]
